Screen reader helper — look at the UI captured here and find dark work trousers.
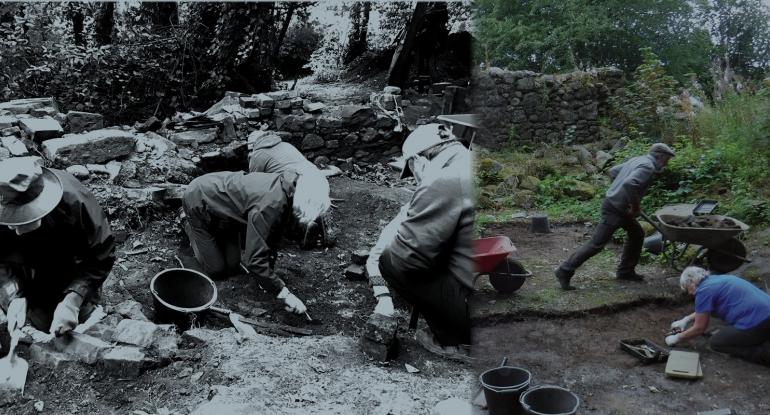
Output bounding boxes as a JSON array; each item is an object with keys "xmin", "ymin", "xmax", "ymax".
[
  {"xmin": 559, "ymin": 199, "xmax": 644, "ymax": 277},
  {"xmin": 379, "ymin": 250, "xmax": 471, "ymax": 346},
  {"xmin": 0, "ymin": 265, "xmax": 97, "ymax": 332},
  {"xmin": 184, "ymin": 220, "xmax": 244, "ymax": 280},
  {"xmin": 710, "ymin": 317, "xmax": 770, "ymax": 366}
]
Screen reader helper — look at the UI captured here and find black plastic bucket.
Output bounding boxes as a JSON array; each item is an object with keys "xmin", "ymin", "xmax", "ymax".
[
  {"xmin": 479, "ymin": 366, "xmax": 532, "ymax": 415},
  {"xmin": 519, "ymin": 385, "xmax": 580, "ymax": 415},
  {"xmin": 150, "ymin": 268, "xmax": 218, "ymax": 326}
]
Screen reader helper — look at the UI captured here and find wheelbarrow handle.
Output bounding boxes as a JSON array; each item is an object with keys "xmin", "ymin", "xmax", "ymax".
[{"xmin": 639, "ymin": 210, "xmax": 665, "ymax": 235}]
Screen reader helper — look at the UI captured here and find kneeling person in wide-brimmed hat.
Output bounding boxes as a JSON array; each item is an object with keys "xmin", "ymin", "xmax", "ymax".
[
  {"xmin": 666, "ymin": 266, "xmax": 770, "ymax": 366},
  {"xmin": 0, "ymin": 157, "xmax": 115, "ymax": 336},
  {"xmin": 181, "ymin": 169, "xmax": 321, "ymax": 315}
]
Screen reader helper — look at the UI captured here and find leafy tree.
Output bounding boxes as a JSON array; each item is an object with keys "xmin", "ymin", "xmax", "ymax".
[
  {"xmin": 474, "ymin": 0, "xmax": 712, "ymax": 83},
  {"xmin": 343, "ymin": 2, "xmax": 371, "ymax": 64},
  {"xmin": 699, "ymin": 0, "xmax": 770, "ymax": 79}
]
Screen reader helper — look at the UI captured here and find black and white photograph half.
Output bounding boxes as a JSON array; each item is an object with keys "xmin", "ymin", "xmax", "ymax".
[{"xmin": 0, "ymin": 1, "xmax": 476, "ymax": 414}]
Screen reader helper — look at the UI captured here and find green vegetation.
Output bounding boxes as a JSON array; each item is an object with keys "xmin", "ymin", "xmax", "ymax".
[
  {"xmin": 474, "ymin": 0, "xmax": 770, "ymax": 87},
  {"xmin": 476, "ymin": 52, "xmax": 770, "ymax": 228}
]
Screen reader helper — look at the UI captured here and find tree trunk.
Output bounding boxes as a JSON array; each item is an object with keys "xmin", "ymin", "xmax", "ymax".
[
  {"xmin": 386, "ymin": 3, "xmax": 428, "ymax": 88},
  {"xmin": 272, "ymin": 3, "xmax": 297, "ymax": 58},
  {"xmin": 93, "ymin": 2, "xmax": 115, "ymax": 45},
  {"xmin": 142, "ymin": 1, "xmax": 179, "ymax": 27},
  {"xmin": 71, "ymin": 7, "xmax": 84, "ymax": 46},
  {"xmin": 343, "ymin": 2, "xmax": 371, "ymax": 64}
]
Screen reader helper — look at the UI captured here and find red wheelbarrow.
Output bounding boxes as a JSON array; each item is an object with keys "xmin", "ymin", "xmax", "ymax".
[{"xmin": 474, "ymin": 236, "xmax": 532, "ymax": 293}]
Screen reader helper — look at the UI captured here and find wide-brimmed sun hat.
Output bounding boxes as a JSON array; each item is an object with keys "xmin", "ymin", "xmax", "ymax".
[
  {"xmin": 0, "ymin": 156, "xmax": 63, "ymax": 226},
  {"xmin": 399, "ymin": 123, "xmax": 453, "ymax": 179}
]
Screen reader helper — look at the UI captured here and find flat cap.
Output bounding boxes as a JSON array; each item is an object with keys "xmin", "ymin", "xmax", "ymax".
[{"xmin": 649, "ymin": 142, "xmax": 675, "ymax": 157}]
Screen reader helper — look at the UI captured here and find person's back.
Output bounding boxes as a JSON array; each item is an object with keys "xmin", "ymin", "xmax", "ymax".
[
  {"xmin": 605, "ymin": 154, "xmax": 657, "ymax": 212},
  {"xmin": 695, "ymin": 275, "xmax": 770, "ymax": 329},
  {"xmin": 183, "ymin": 171, "xmax": 292, "ymax": 227},
  {"xmin": 386, "ymin": 143, "xmax": 472, "ymax": 280},
  {"xmin": 248, "ymin": 134, "xmax": 318, "ymax": 177}
]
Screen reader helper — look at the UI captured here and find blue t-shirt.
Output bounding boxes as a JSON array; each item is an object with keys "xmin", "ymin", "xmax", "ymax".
[{"xmin": 695, "ymin": 275, "xmax": 770, "ymax": 330}]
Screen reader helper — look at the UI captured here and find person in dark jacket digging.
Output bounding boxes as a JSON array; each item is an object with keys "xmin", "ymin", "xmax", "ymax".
[
  {"xmin": 0, "ymin": 156, "xmax": 115, "ymax": 336},
  {"xmin": 181, "ymin": 169, "xmax": 318, "ymax": 315},
  {"xmin": 666, "ymin": 266, "xmax": 770, "ymax": 366},
  {"xmin": 247, "ymin": 131, "xmax": 331, "ymax": 248},
  {"xmin": 554, "ymin": 143, "xmax": 675, "ymax": 290},
  {"xmin": 373, "ymin": 123, "xmax": 475, "ymax": 361}
]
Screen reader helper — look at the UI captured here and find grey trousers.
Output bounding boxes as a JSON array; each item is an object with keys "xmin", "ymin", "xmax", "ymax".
[
  {"xmin": 559, "ymin": 199, "xmax": 644, "ymax": 276},
  {"xmin": 710, "ymin": 317, "xmax": 770, "ymax": 366}
]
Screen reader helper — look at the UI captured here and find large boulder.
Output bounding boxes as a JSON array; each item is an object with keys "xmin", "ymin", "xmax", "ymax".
[
  {"xmin": 340, "ymin": 105, "xmax": 376, "ymax": 127},
  {"xmin": 66, "ymin": 111, "xmax": 104, "ymax": 133},
  {"xmin": 42, "ymin": 129, "xmax": 136, "ymax": 165},
  {"xmin": 18, "ymin": 116, "xmax": 64, "ymax": 142}
]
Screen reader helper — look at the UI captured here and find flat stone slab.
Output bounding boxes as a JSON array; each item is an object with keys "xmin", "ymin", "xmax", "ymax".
[
  {"xmin": 1, "ymin": 136, "xmax": 28, "ymax": 156},
  {"xmin": 42, "ymin": 129, "xmax": 135, "ymax": 164},
  {"xmin": 0, "ymin": 116, "xmax": 17, "ymax": 129},
  {"xmin": 170, "ymin": 128, "xmax": 218, "ymax": 146},
  {"xmin": 18, "ymin": 116, "xmax": 64, "ymax": 141},
  {"xmin": 0, "ymin": 98, "xmax": 58, "ymax": 114}
]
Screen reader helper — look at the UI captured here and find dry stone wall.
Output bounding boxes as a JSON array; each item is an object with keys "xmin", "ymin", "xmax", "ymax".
[{"xmin": 470, "ymin": 67, "xmax": 625, "ymax": 149}]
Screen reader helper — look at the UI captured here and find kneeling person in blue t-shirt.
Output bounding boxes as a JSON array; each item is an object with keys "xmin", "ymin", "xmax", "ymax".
[{"xmin": 666, "ymin": 266, "xmax": 770, "ymax": 366}]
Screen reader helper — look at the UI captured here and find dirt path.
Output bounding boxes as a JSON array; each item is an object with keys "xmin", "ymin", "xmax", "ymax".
[{"xmin": 472, "ymin": 221, "xmax": 678, "ymax": 320}]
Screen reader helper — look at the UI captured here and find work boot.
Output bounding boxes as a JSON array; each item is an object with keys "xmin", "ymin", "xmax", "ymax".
[
  {"xmin": 555, "ymin": 268, "xmax": 576, "ymax": 291},
  {"xmin": 616, "ymin": 272, "xmax": 646, "ymax": 282},
  {"xmin": 415, "ymin": 327, "xmax": 472, "ymax": 363}
]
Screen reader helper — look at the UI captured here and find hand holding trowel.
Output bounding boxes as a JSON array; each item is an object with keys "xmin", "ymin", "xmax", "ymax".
[{"xmin": 0, "ymin": 297, "xmax": 29, "ymax": 395}]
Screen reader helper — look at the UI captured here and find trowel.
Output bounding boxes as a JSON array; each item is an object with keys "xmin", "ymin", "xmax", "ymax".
[{"xmin": 0, "ymin": 298, "xmax": 29, "ymax": 395}]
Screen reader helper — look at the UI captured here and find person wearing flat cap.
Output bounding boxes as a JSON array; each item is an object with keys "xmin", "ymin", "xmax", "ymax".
[
  {"xmin": 555, "ymin": 142, "xmax": 676, "ymax": 290},
  {"xmin": 368, "ymin": 123, "xmax": 474, "ymax": 361},
  {"xmin": 0, "ymin": 156, "xmax": 115, "ymax": 336}
]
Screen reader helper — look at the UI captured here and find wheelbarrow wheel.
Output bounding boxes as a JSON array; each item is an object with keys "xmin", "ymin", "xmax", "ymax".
[{"xmin": 706, "ymin": 238, "xmax": 747, "ymax": 274}]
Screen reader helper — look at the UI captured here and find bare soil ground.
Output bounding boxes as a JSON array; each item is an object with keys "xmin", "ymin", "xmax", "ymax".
[
  {"xmin": 472, "ymin": 221, "xmax": 679, "ymax": 321},
  {"xmin": 2, "ymin": 175, "xmax": 474, "ymax": 415},
  {"xmin": 471, "ymin": 220, "xmax": 770, "ymax": 414}
]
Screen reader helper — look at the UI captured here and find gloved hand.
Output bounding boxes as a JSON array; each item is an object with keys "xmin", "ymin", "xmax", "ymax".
[
  {"xmin": 372, "ymin": 285, "xmax": 394, "ymax": 317},
  {"xmin": 50, "ymin": 292, "xmax": 83, "ymax": 337},
  {"xmin": 374, "ymin": 296, "xmax": 394, "ymax": 317},
  {"xmin": 665, "ymin": 333, "xmax": 680, "ymax": 346},
  {"xmin": 670, "ymin": 316, "xmax": 693, "ymax": 332},
  {"xmin": 276, "ymin": 287, "xmax": 307, "ymax": 315}
]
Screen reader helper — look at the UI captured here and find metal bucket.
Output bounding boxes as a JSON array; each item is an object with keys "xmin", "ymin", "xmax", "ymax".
[
  {"xmin": 519, "ymin": 385, "xmax": 580, "ymax": 415},
  {"xmin": 479, "ymin": 366, "xmax": 532, "ymax": 415},
  {"xmin": 150, "ymin": 268, "xmax": 218, "ymax": 326}
]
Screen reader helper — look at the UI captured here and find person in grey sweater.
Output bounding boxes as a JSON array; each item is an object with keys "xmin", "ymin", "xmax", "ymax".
[{"xmin": 555, "ymin": 143, "xmax": 675, "ymax": 290}]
